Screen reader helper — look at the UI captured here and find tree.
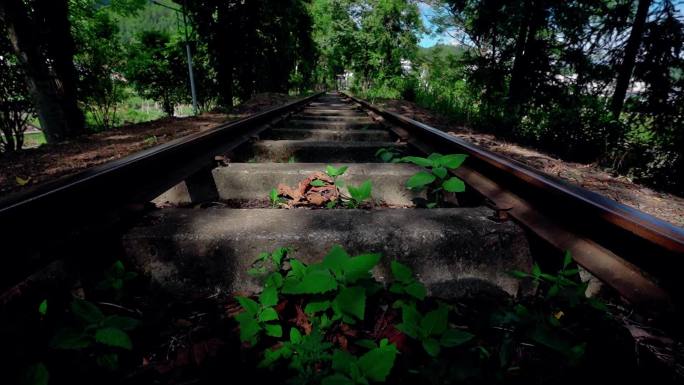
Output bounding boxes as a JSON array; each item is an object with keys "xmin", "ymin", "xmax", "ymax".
[
  {"xmin": 610, "ymin": 0, "xmax": 652, "ymax": 118},
  {"xmin": 183, "ymin": 0, "xmax": 315, "ymax": 107},
  {"xmin": 0, "ymin": 0, "xmax": 85, "ymax": 142},
  {"xmin": 125, "ymin": 31, "xmax": 188, "ymax": 116},
  {"xmin": 0, "ymin": 24, "xmax": 33, "ymax": 154},
  {"xmin": 71, "ymin": 0, "xmax": 127, "ymax": 129}
]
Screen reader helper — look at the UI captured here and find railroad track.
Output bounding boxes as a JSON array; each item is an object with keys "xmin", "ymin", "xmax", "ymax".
[{"xmin": 1, "ymin": 92, "xmax": 683, "ymax": 312}]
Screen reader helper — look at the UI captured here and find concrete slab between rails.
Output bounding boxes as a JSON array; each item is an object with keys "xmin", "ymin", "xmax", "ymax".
[
  {"xmin": 263, "ymin": 128, "xmax": 392, "ymax": 141},
  {"xmin": 123, "ymin": 207, "xmax": 533, "ymax": 301},
  {"xmin": 287, "ymin": 120, "xmax": 376, "ymax": 129},
  {"xmin": 293, "ymin": 115, "xmax": 372, "ymax": 122},
  {"xmin": 234, "ymin": 140, "xmax": 406, "ymax": 162},
  {"xmin": 212, "ymin": 163, "xmax": 424, "ymax": 206},
  {"xmin": 300, "ymin": 109, "xmax": 363, "ymax": 116}
]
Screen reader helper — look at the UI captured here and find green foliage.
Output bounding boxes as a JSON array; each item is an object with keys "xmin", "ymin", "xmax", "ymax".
[
  {"xmin": 375, "ymin": 148, "xmax": 401, "ymax": 163},
  {"xmin": 0, "ymin": 25, "xmax": 33, "ymax": 153},
  {"xmin": 396, "ymin": 303, "xmax": 474, "ymax": 357},
  {"xmin": 323, "ymin": 339, "xmax": 398, "ymax": 384},
  {"xmin": 234, "ymin": 245, "xmax": 400, "ymax": 383},
  {"xmin": 49, "ymin": 297, "xmax": 139, "ymax": 370},
  {"xmin": 38, "ymin": 299, "xmax": 48, "ymax": 317},
  {"xmin": 345, "ymin": 180, "xmax": 373, "ymax": 208},
  {"xmin": 96, "ymin": 260, "xmax": 137, "ymax": 300},
  {"xmin": 269, "ymin": 187, "xmax": 286, "ymax": 207},
  {"xmin": 389, "ymin": 261, "xmax": 426, "ymax": 301},
  {"xmin": 124, "ymin": 30, "xmax": 188, "ymax": 116},
  {"xmin": 399, "ymin": 153, "xmax": 467, "ymax": 207},
  {"xmin": 22, "ymin": 362, "xmax": 49, "ymax": 385},
  {"xmin": 235, "ymin": 286, "xmax": 283, "ymax": 345},
  {"xmin": 326, "ymin": 165, "xmax": 348, "ymax": 179}
]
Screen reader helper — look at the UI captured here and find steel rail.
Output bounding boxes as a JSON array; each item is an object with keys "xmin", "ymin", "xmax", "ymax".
[
  {"xmin": 344, "ymin": 92, "xmax": 683, "ymax": 307},
  {"xmin": 0, "ymin": 92, "xmax": 323, "ymax": 288}
]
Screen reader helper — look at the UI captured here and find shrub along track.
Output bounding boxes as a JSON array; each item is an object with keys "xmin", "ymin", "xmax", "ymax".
[{"xmin": 0, "ymin": 92, "xmax": 683, "ymax": 382}]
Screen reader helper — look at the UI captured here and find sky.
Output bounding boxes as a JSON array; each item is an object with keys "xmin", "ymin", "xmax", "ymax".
[{"xmin": 418, "ymin": 2, "xmax": 449, "ymax": 48}]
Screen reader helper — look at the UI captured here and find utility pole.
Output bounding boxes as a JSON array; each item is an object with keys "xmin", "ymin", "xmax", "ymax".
[{"xmin": 151, "ymin": 0, "xmax": 198, "ymax": 115}]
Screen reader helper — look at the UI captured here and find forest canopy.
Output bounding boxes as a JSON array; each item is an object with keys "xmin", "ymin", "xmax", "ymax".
[{"xmin": 0, "ymin": 0, "xmax": 683, "ymax": 193}]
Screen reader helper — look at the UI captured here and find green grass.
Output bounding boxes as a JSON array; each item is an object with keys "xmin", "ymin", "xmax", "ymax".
[{"xmin": 24, "ymin": 132, "xmax": 47, "ymax": 147}]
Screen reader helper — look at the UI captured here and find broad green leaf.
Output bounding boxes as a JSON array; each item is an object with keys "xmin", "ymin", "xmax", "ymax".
[
  {"xmin": 547, "ymin": 284, "xmax": 560, "ymax": 298},
  {"xmin": 332, "ymin": 349, "xmax": 357, "ymax": 372},
  {"xmin": 355, "ymin": 339, "xmax": 378, "ymax": 350},
  {"xmin": 95, "ymin": 327, "xmax": 132, "ymax": 350},
  {"xmin": 235, "ymin": 313, "xmax": 261, "ymax": 344},
  {"xmin": 440, "ymin": 328, "xmax": 475, "ymax": 347},
  {"xmin": 405, "ymin": 281, "xmax": 427, "ymax": 300},
  {"xmin": 334, "ymin": 286, "xmax": 366, "ymax": 320},
  {"xmin": 421, "ymin": 305, "xmax": 448, "ymax": 336},
  {"xmin": 271, "ymin": 247, "xmax": 289, "ymax": 266},
  {"xmin": 396, "ymin": 305, "xmax": 421, "ymax": 339},
  {"xmin": 406, "ymin": 171, "xmax": 436, "ymax": 190},
  {"xmin": 290, "ymin": 327, "xmax": 302, "ymax": 344},
  {"xmin": 532, "ymin": 263, "xmax": 542, "ymax": 278},
  {"xmin": 326, "ymin": 165, "xmax": 348, "ymax": 178},
  {"xmin": 38, "ymin": 299, "xmax": 48, "ymax": 316},
  {"xmin": 389, "ymin": 282, "xmax": 404, "ymax": 294},
  {"xmin": 442, "ymin": 177, "xmax": 466, "ymax": 192},
  {"xmin": 71, "ymin": 298, "xmax": 104, "ymax": 324},
  {"xmin": 428, "ymin": 153, "xmax": 443, "ymax": 160},
  {"xmin": 357, "ymin": 180, "xmax": 373, "ymax": 200},
  {"xmin": 269, "ymin": 188, "xmax": 278, "ymax": 203},
  {"xmin": 344, "ymin": 253, "xmax": 381, "ymax": 283},
  {"xmin": 310, "ymin": 179, "xmax": 326, "ymax": 187},
  {"xmin": 432, "ymin": 166, "xmax": 447, "ymax": 179},
  {"xmin": 422, "ymin": 338, "xmax": 441, "ymax": 357},
  {"xmin": 265, "ymin": 272, "xmax": 284, "ymax": 288},
  {"xmin": 103, "ymin": 315, "xmax": 139, "ymax": 331},
  {"xmin": 322, "ymin": 374, "xmax": 355, "ymax": 385},
  {"xmin": 258, "ymin": 308, "xmax": 279, "ymax": 322},
  {"xmin": 436, "ymin": 154, "xmax": 467, "ymax": 169},
  {"xmin": 358, "ymin": 344, "xmax": 398, "ymax": 382},
  {"xmin": 288, "ymin": 259, "xmax": 307, "ymax": 279},
  {"xmin": 282, "ymin": 270, "xmax": 338, "ymax": 294},
  {"xmin": 323, "ymin": 245, "xmax": 351, "ymax": 276},
  {"xmin": 509, "ymin": 270, "xmax": 529, "ymax": 279},
  {"xmin": 400, "ymin": 156, "xmax": 434, "ymax": 167},
  {"xmin": 23, "ymin": 362, "xmax": 49, "ymax": 385},
  {"xmin": 264, "ymin": 323, "xmax": 283, "ymax": 338},
  {"xmin": 390, "ymin": 261, "xmax": 413, "ymax": 283},
  {"xmin": 563, "ymin": 250, "xmax": 573, "ymax": 268},
  {"xmin": 236, "ymin": 296, "xmax": 260, "ymax": 316},
  {"xmin": 259, "ymin": 286, "xmax": 279, "ymax": 307},
  {"xmin": 304, "ymin": 300, "xmax": 331, "ymax": 314},
  {"xmin": 96, "ymin": 353, "xmax": 119, "ymax": 371},
  {"xmin": 50, "ymin": 328, "xmax": 92, "ymax": 349},
  {"xmin": 320, "ymin": 313, "xmax": 332, "ymax": 329}
]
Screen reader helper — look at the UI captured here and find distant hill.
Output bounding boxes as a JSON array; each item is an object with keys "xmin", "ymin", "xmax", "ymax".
[
  {"xmin": 418, "ymin": 44, "xmax": 468, "ymax": 60},
  {"xmin": 114, "ymin": 0, "xmax": 179, "ymax": 44}
]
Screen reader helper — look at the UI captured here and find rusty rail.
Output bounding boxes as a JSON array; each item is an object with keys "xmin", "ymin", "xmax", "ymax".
[{"xmin": 344, "ymin": 92, "xmax": 683, "ymax": 309}]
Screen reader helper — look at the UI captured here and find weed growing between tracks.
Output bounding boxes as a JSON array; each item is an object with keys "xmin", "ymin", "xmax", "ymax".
[
  {"xmin": 376, "ymin": 149, "xmax": 468, "ymax": 208},
  {"xmin": 270, "ymin": 165, "xmax": 374, "ymax": 209},
  {"xmin": 10, "ymin": 248, "xmax": 670, "ymax": 385}
]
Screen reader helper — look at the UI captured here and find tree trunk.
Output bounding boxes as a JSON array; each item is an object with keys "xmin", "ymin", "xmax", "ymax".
[
  {"xmin": 0, "ymin": 0, "xmax": 85, "ymax": 142},
  {"xmin": 610, "ymin": 0, "xmax": 652, "ymax": 119},
  {"xmin": 35, "ymin": 0, "xmax": 85, "ymax": 134}
]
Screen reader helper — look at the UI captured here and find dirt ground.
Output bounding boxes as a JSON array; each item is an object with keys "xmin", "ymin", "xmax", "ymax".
[
  {"xmin": 375, "ymin": 99, "xmax": 684, "ymax": 228},
  {"xmin": 0, "ymin": 93, "xmax": 298, "ymax": 197}
]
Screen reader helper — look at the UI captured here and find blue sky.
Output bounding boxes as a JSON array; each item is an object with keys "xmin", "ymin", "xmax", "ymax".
[{"xmin": 418, "ymin": 3, "xmax": 446, "ymax": 48}]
